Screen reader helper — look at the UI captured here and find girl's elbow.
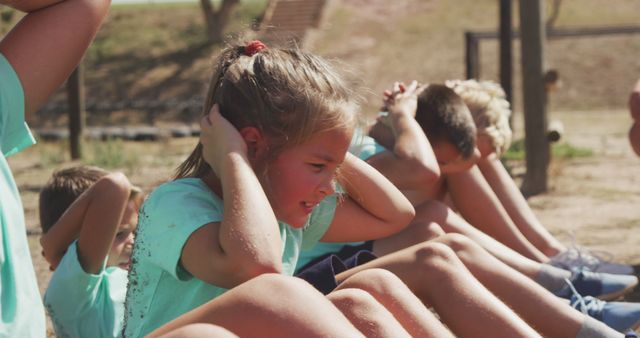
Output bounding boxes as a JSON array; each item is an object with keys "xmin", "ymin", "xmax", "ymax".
[
  {"xmin": 239, "ymin": 255, "xmax": 282, "ymax": 280},
  {"xmin": 388, "ymin": 203, "xmax": 415, "ymax": 232},
  {"xmin": 241, "ymin": 260, "xmax": 282, "ymax": 280},
  {"xmin": 400, "ymin": 205, "xmax": 416, "ymax": 226}
]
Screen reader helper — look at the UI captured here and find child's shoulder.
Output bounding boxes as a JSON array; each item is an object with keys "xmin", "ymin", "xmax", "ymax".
[
  {"xmin": 142, "ymin": 177, "xmax": 222, "ymax": 215},
  {"xmin": 148, "ymin": 178, "xmax": 211, "ymax": 199}
]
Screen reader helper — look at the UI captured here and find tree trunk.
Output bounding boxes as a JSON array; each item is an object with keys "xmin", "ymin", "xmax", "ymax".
[{"xmin": 200, "ymin": 0, "xmax": 240, "ymax": 43}]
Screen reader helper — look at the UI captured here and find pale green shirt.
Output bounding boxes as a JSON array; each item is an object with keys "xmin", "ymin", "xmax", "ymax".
[
  {"xmin": 0, "ymin": 53, "xmax": 46, "ymax": 337},
  {"xmin": 44, "ymin": 241, "xmax": 127, "ymax": 338},
  {"xmin": 123, "ymin": 178, "xmax": 335, "ymax": 337}
]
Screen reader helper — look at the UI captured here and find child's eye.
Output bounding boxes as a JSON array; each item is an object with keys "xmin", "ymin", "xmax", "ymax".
[{"xmin": 309, "ymin": 163, "xmax": 325, "ymax": 171}]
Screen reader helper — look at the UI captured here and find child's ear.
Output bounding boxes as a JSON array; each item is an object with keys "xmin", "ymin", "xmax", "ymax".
[{"xmin": 239, "ymin": 127, "xmax": 268, "ymax": 161}]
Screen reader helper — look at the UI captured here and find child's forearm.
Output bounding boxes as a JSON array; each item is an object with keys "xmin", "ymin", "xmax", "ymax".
[
  {"xmin": 40, "ymin": 188, "xmax": 93, "ymax": 268},
  {"xmin": 338, "ymin": 153, "xmax": 414, "ymax": 227},
  {"xmin": 218, "ymin": 153, "xmax": 282, "ymax": 278},
  {"xmin": 1, "ymin": 0, "xmax": 64, "ymax": 12},
  {"xmin": 0, "ymin": 0, "xmax": 110, "ymax": 116},
  {"xmin": 389, "ymin": 113, "xmax": 440, "ymax": 177},
  {"xmin": 367, "ymin": 116, "xmax": 440, "ymax": 192}
]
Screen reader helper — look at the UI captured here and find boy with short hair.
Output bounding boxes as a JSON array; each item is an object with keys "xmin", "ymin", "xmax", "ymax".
[{"xmin": 39, "ymin": 166, "xmax": 142, "ymax": 338}]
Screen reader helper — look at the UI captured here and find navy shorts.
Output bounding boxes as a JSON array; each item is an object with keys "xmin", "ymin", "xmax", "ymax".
[{"xmin": 295, "ymin": 241, "xmax": 377, "ymax": 295}]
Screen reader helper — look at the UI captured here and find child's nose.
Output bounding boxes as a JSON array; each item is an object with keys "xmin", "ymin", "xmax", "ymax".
[{"xmin": 318, "ymin": 179, "xmax": 336, "ymax": 197}]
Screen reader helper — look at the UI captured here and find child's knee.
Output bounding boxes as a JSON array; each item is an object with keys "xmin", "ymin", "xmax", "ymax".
[
  {"xmin": 413, "ymin": 242, "xmax": 461, "ymax": 273},
  {"xmin": 249, "ymin": 273, "xmax": 320, "ymax": 300},
  {"xmin": 341, "ymin": 269, "xmax": 406, "ymax": 299},
  {"xmin": 410, "ymin": 221, "xmax": 446, "ymax": 241},
  {"xmin": 328, "ymin": 288, "xmax": 389, "ymax": 319},
  {"xmin": 437, "ymin": 233, "xmax": 479, "ymax": 254},
  {"xmin": 160, "ymin": 324, "xmax": 238, "ymax": 338}
]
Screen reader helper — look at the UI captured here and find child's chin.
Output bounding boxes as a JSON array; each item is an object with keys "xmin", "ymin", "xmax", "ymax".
[
  {"xmin": 285, "ymin": 216, "xmax": 309, "ymax": 229},
  {"xmin": 117, "ymin": 262, "xmax": 131, "ymax": 270}
]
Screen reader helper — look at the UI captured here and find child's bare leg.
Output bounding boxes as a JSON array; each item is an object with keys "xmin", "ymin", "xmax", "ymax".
[
  {"xmin": 336, "ymin": 243, "xmax": 541, "ymax": 338},
  {"xmin": 446, "ymin": 165, "xmax": 548, "ymax": 262},
  {"xmin": 148, "ymin": 274, "xmax": 364, "ymax": 338},
  {"xmin": 157, "ymin": 323, "xmax": 238, "ymax": 338},
  {"xmin": 433, "ymin": 233, "xmax": 618, "ymax": 337},
  {"xmin": 334, "ymin": 269, "xmax": 454, "ymax": 338},
  {"xmin": 477, "ymin": 155, "xmax": 566, "ymax": 256},
  {"xmin": 327, "ymin": 288, "xmax": 411, "ymax": 338},
  {"xmin": 376, "ymin": 199, "xmax": 545, "ymax": 279}
]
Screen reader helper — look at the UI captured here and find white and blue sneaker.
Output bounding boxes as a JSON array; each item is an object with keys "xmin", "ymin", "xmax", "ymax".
[
  {"xmin": 554, "ymin": 268, "xmax": 638, "ymax": 301},
  {"xmin": 570, "ymin": 293, "xmax": 640, "ymax": 333},
  {"xmin": 550, "ymin": 246, "xmax": 635, "ymax": 275}
]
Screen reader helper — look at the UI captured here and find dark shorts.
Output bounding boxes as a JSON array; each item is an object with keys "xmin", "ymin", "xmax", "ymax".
[{"xmin": 295, "ymin": 241, "xmax": 377, "ymax": 295}]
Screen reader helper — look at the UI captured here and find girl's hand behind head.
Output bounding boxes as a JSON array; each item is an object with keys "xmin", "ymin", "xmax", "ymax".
[{"xmin": 200, "ymin": 104, "xmax": 248, "ymax": 175}]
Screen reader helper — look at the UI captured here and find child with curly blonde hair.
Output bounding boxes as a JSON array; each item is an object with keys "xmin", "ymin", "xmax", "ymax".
[{"xmin": 445, "ymin": 79, "xmax": 634, "ymax": 275}]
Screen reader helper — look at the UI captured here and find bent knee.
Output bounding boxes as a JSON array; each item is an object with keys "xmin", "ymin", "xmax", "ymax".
[
  {"xmin": 244, "ymin": 274, "xmax": 321, "ymax": 301},
  {"xmin": 341, "ymin": 269, "xmax": 406, "ymax": 296},
  {"xmin": 328, "ymin": 288, "xmax": 379, "ymax": 311},
  {"xmin": 414, "ymin": 242, "xmax": 460, "ymax": 270},
  {"xmin": 407, "ymin": 220, "xmax": 446, "ymax": 242},
  {"xmin": 161, "ymin": 324, "xmax": 238, "ymax": 338},
  {"xmin": 438, "ymin": 233, "xmax": 477, "ymax": 252}
]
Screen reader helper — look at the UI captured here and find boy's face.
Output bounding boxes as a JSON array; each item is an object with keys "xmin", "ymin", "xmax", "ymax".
[
  {"xmin": 432, "ymin": 140, "xmax": 480, "ymax": 174},
  {"xmin": 107, "ymin": 199, "xmax": 138, "ymax": 270}
]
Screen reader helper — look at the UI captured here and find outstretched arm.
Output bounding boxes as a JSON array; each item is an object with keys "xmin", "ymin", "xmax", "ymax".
[
  {"xmin": 0, "ymin": 0, "xmax": 110, "ymax": 116},
  {"xmin": 367, "ymin": 81, "xmax": 440, "ymax": 192},
  {"xmin": 321, "ymin": 152, "xmax": 415, "ymax": 242},
  {"xmin": 40, "ymin": 173, "xmax": 132, "ymax": 272}
]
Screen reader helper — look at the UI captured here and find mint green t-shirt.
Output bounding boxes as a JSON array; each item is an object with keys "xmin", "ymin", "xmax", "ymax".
[
  {"xmin": 44, "ymin": 241, "xmax": 127, "ymax": 338},
  {"xmin": 296, "ymin": 133, "xmax": 388, "ymax": 272},
  {"xmin": 123, "ymin": 178, "xmax": 336, "ymax": 337},
  {"xmin": 0, "ymin": 53, "xmax": 46, "ymax": 337}
]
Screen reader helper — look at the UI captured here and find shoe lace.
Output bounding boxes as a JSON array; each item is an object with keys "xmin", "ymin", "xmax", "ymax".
[
  {"xmin": 551, "ymin": 232, "xmax": 614, "ymax": 269},
  {"xmin": 565, "ymin": 277, "xmax": 605, "ymax": 318}
]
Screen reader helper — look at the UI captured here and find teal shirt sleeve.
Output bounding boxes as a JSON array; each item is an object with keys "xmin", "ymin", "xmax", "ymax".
[
  {"xmin": 0, "ymin": 54, "xmax": 36, "ymax": 157},
  {"xmin": 349, "ymin": 133, "xmax": 387, "ymax": 161},
  {"xmin": 301, "ymin": 194, "xmax": 337, "ymax": 250},
  {"xmin": 44, "ymin": 241, "xmax": 127, "ymax": 338},
  {"xmin": 138, "ymin": 179, "xmax": 223, "ymax": 280}
]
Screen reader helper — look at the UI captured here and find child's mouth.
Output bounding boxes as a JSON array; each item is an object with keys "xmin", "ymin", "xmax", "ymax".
[{"xmin": 118, "ymin": 260, "xmax": 131, "ymax": 270}]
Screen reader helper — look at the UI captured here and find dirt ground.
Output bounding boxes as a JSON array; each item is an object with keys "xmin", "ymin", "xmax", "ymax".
[{"xmin": 7, "ymin": 108, "xmax": 640, "ymax": 335}]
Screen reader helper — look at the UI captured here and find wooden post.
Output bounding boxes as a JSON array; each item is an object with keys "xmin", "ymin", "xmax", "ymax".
[
  {"xmin": 67, "ymin": 64, "xmax": 85, "ymax": 160},
  {"xmin": 465, "ymin": 32, "xmax": 480, "ymax": 79},
  {"xmin": 519, "ymin": 0, "xmax": 548, "ymax": 196},
  {"xmin": 499, "ymin": 0, "xmax": 513, "ymax": 126}
]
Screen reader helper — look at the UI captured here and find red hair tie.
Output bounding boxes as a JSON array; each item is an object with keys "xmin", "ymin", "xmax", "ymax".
[{"xmin": 244, "ymin": 40, "xmax": 267, "ymax": 56}]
